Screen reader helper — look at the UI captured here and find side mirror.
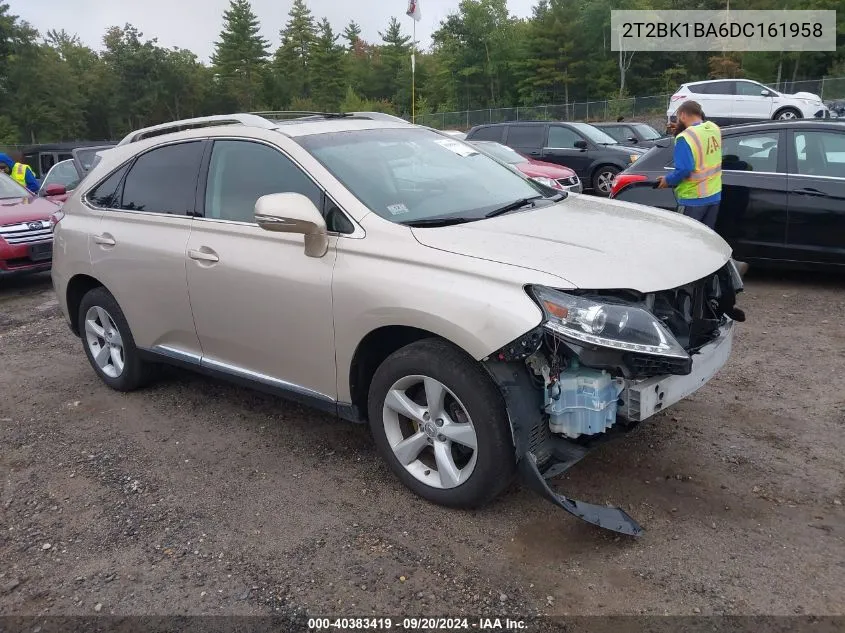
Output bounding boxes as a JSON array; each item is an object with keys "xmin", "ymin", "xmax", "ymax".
[
  {"xmin": 761, "ymin": 89, "xmax": 772, "ymax": 97},
  {"xmin": 254, "ymin": 193, "xmax": 329, "ymax": 258},
  {"xmin": 574, "ymin": 140, "xmax": 588, "ymax": 150},
  {"xmin": 44, "ymin": 183, "xmax": 66, "ymax": 197}
]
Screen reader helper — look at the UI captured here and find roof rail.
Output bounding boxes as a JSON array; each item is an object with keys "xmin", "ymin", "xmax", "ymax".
[
  {"xmin": 115, "ymin": 113, "xmax": 278, "ymax": 147},
  {"xmin": 249, "ymin": 110, "xmax": 352, "ymax": 120}
]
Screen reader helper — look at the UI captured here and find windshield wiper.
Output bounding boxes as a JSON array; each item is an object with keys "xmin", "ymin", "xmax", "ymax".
[
  {"xmin": 485, "ymin": 196, "xmax": 543, "ymax": 218},
  {"xmin": 403, "ymin": 217, "xmax": 478, "ymax": 228}
]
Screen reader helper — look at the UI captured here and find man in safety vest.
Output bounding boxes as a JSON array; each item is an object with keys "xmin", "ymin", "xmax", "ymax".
[
  {"xmin": 657, "ymin": 100, "xmax": 721, "ymax": 230},
  {"xmin": 0, "ymin": 153, "xmax": 40, "ymax": 194}
]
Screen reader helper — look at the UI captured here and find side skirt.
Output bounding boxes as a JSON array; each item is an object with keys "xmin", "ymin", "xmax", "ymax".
[{"xmin": 138, "ymin": 347, "xmax": 365, "ymax": 423}]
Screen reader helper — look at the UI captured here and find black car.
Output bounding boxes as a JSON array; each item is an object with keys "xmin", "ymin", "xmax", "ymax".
[
  {"xmin": 592, "ymin": 122, "xmax": 666, "ymax": 148},
  {"xmin": 466, "ymin": 121, "xmax": 646, "ymax": 196},
  {"xmin": 610, "ymin": 120, "xmax": 845, "ymax": 269}
]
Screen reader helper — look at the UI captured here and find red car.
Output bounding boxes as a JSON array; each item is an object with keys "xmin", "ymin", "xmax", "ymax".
[
  {"xmin": 468, "ymin": 140, "xmax": 583, "ymax": 193},
  {"xmin": 0, "ymin": 172, "xmax": 62, "ymax": 279}
]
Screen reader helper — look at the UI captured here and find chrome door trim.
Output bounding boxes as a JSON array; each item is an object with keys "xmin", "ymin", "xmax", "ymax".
[
  {"xmin": 151, "ymin": 345, "xmax": 202, "ymax": 364},
  {"xmin": 201, "ymin": 357, "xmax": 334, "ymax": 402}
]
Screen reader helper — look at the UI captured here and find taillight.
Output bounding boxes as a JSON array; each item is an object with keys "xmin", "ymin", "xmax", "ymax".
[
  {"xmin": 49, "ymin": 209, "xmax": 65, "ymax": 230},
  {"xmin": 610, "ymin": 173, "xmax": 648, "ymax": 198},
  {"xmin": 670, "ymin": 94, "xmax": 687, "ymax": 102}
]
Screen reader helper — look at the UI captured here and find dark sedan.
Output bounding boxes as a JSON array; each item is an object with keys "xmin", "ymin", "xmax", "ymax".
[
  {"xmin": 592, "ymin": 122, "xmax": 666, "ymax": 148},
  {"xmin": 610, "ymin": 120, "xmax": 845, "ymax": 270},
  {"xmin": 466, "ymin": 121, "xmax": 646, "ymax": 196}
]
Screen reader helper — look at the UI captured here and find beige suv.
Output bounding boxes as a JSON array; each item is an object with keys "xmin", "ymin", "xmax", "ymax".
[{"xmin": 52, "ymin": 113, "xmax": 744, "ymax": 535}]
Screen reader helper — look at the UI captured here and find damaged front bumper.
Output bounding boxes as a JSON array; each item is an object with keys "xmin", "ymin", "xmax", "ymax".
[{"xmin": 485, "ymin": 318, "xmax": 736, "ymax": 538}]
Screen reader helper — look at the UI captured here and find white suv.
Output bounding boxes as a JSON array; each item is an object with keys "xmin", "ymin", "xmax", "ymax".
[
  {"xmin": 51, "ymin": 113, "xmax": 745, "ymax": 536},
  {"xmin": 668, "ymin": 79, "xmax": 830, "ymax": 126}
]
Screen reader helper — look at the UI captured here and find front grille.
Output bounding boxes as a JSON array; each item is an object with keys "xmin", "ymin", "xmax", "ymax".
[
  {"xmin": 0, "ymin": 221, "xmax": 52, "ymax": 245},
  {"xmin": 557, "ymin": 176, "xmax": 580, "ymax": 187}
]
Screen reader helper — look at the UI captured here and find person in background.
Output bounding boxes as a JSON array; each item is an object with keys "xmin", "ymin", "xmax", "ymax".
[
  {"xmin": 0, "ymin": 153, "xmax": 40, "ymax": 193},
  {"xmin": 658, "ymin": 101, "xmax": 749, "ymax": 277},
  {"xmin": 657, "ymin": 100, "xmax": 722, "ymax": 230}
]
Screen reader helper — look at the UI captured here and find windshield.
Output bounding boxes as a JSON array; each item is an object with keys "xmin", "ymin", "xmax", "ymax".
[
  {"xmin": 0, "ymin": 172, "xmax": 30, "ymax": 199},
  {"xmin": 297, "ymin": 128, "xmax": 550, "ymax": 224},
  {"xmin": 632, "ymin": 123, "xmax": 662, "ymax": 140},
  {"xmin": 568, "ymin": 122, "xmax": 619, "ymax": 145},
  {"xmin": 469, "ymin": 141, "xmax": 526, "ymax": 165},
  {"xmin": 40, "ymin": 159, "xmax": 80, "ymax": 194}
]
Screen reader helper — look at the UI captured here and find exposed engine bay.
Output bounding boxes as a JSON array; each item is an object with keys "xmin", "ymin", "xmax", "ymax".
[{"xmin": 484, "ymin": 262, "xmax": 744, "ymax": 536}]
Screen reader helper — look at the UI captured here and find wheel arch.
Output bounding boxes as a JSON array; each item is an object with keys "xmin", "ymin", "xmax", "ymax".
[
  {"xmin": 772, "ymin": 106, "xmax": 802, "ymax": 120},
  {"xmin": 66, "ymin": 273, "xmax": 107, "ymax": 336},
  {"xmin": 348, "ymin": 325, "xmax": 474, "ymax": 422}
]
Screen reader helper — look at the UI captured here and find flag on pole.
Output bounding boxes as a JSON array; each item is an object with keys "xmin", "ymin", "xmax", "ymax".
[{"xmin": 406, "ymin": 0, "xmax": 421, "ymax": 21}]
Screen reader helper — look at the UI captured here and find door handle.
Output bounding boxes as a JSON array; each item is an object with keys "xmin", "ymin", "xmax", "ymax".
[
  {"xmin": 188, "ymin": 248, "xmax": 219, "ymax": 263},
  {"xmin": 528, "ymin": 150, "xmax": 542, "ymax": 156},
  {"xmin": 93, "ymin": 234, "xmax": 116, "ymax": 246}
]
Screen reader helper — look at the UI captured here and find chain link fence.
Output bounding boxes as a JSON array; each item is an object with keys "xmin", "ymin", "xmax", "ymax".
[{"xmin": 418, "ymin": 76, "xmax": 845, "ymax": 131}]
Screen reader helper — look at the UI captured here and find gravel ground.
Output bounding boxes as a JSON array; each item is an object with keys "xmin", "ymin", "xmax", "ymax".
[{"xmin": 1, "ymin": 271, "xmax": 843, "ymax": 621}]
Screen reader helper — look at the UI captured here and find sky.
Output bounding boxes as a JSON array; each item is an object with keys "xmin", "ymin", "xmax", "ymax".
[{"xmin": 10, "ymin": 0, "xmax": 537, "ymax": 61}]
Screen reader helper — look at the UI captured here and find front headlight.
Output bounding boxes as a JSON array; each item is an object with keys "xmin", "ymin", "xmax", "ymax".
[
  {"xmin": 530, "ymin": 286, "xmax": 689, "ymax": 359},
  {"xmin": 531, "ymin": 176, "xmax": 564, "ymax": 190}
]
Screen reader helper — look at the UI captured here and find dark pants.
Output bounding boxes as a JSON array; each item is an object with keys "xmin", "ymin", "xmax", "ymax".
[{"xmin": 678, "ymin": 203, "xmax": 720, "ymax": 230}]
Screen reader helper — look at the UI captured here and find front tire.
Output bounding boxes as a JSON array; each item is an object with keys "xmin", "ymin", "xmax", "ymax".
[
  {"xmin": 592, "ymin": 165, "xmax": 620, "ymax": 197},
  {"xmin": 78, "ymin": 287, "xmax": 152, "ymax": 391},
  {"xmin": 367, "ymin": 338, "xmax": 515, "ymax": 508},
  {"xmin": 775, "ymin": 107, "xmax": 801, "ymax": 120}
]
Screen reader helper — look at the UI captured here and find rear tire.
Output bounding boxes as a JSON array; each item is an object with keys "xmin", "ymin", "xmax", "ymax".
[
  {"xmin": 774, "ymin": 107, "xmax": 801, "ymax": 120},
  {"xmin": 592, "ymin": 165, "xmax": 620, "ymax": 197},
  {"xmin": 367, "ymin": 338, "xmax": 515, "ymax": 509},
  {"xmin": 78, "ymin": 287, "xmax": 152, "ymax": 392}
]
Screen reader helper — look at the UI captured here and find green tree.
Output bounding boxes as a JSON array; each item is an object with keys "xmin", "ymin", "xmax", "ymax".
[
  {"xmin": 274, "ymin": 0, "xmax": 316, "ymax": 103},
  {"xmin": 374, "ymin": 17, "xmax": 411, "ymax": 109},
  {"xmin": 210, "ymin": 0, "xmax": 269, "ymax": 110},
  {"xmin": 342, "ymin": 20, "xmax": 362, "ymax": 49},
  {"xmin": 311, "ymin": 18, "xmax": 346, "ymax": 111}
]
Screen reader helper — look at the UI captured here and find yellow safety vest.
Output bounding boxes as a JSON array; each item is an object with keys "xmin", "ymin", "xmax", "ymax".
[
  {"xmin": 11, "ymin": 163, "xmax": 30, "ymax": 188},
  {"xmin": 675, "ymin": 121, "xmax": 722, "ymax": 200}
]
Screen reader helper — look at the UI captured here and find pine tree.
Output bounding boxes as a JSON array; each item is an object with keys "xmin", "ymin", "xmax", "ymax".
[
  {"xmin": 210, "ymin": 0, "xmax": 269, "ymax": 109},
  {"xmin": 374, "ymin": 17, "xmax": 411, "ymax": 108},
  {"xmin": 274, "ymin": 0, "xmax": 316, "ymax": 101},
  {"xmin": 342, "ymin": 21, "xmax": 362, "ymax": 49},
  {"xmin": 311, "ymin": 18, "xmax": 346, "ymax": 112}
]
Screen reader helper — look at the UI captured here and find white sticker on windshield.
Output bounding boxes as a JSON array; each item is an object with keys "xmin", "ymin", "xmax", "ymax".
[
  {"xmin": 387, "ymin": 203, "xmax": 409, "ymax": 216},
  {"xmin": 434, "ymin": 138, "xmax": 478, "ymax": 157}
]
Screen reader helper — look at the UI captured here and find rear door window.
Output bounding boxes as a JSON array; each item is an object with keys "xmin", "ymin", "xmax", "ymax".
[
  {"xmin": 690, "ymin": 81, "xmax": 735, "ymax": 95},
  {"xmin": 119, "ymin": 142, "xmax": 204, "ymax": 215},
  {"xmin": 506, "ymin": 125, "xmax": 545, "ymax": 149}
]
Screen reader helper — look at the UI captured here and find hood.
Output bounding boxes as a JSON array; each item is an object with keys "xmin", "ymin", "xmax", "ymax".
[
  {"xmin": 606, "ymin": 143, "xmax": 647, "ymax": 156},
  {"xmin": 0, "ymin": 196, "xmax": 59, "ymax": 225},
  {"xmin": 411, "ymin": 195, "xmax": 731, "ymax": 293},
  {"xmin": 520, "ymin": 159, "xmax": 575, "ymax": 178},
  {"xmin": 790, "ymin": 91, "xmax": 822, "ymax": 102},
  {"xmin": 0, "ymin": 153, "xmax": 14, "ymax": 170}
]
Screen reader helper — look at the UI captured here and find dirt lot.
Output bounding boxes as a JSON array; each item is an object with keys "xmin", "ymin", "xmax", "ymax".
[{"xmin": 1, "ymin": 271, "xmax": 843, "ymax": 621}]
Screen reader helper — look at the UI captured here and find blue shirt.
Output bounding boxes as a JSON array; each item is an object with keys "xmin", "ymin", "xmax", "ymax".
[{"xmin": 664, "ymin": 124, "xmax": 721, "ymax": 207}]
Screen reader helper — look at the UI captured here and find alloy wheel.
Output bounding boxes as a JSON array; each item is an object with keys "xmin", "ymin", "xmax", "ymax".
[
  {"xmin": 84, "ymin": 306, "xmax": 125, "ymax": 378},
  {"xmin": 382, "ymin": 374, "xmax": 478, "ymax": 489},
  {"xmin": 778, "ymin": 110, "xmax": 798, "ymax": 120},
  {"xmin": 596, "ymin": 170, "xmax": 616, "ymax": 195}
]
